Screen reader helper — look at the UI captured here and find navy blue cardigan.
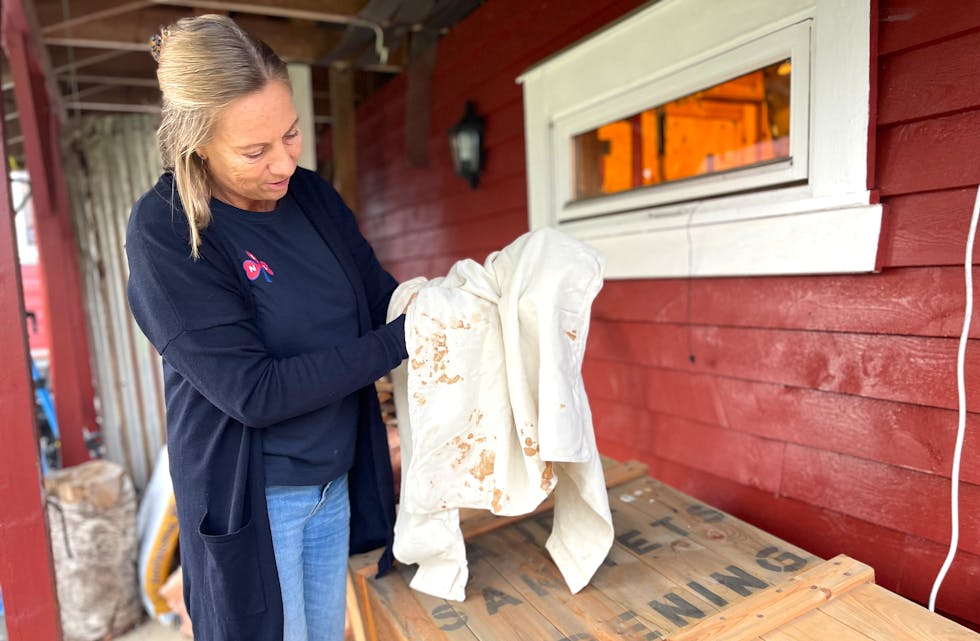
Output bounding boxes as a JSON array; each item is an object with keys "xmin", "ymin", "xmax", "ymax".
[{"xmin": 125, "ymin": 168, "xmax": 404, "ymax": 641}]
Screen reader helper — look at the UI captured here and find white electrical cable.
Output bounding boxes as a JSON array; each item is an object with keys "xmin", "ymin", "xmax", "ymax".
[{"xmin": 928, "ymin": 184, "xmax": 980, "ymax": 612}]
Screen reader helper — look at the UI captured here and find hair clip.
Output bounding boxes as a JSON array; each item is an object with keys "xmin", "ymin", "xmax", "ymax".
[{"xmin": 149, "ymin": 28, "xmax": 170, "ymax": 62}]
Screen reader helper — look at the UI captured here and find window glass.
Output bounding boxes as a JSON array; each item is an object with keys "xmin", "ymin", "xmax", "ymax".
[{"xmin": 571, "ymin": 59, "xmax": 791, "ymax": 201}]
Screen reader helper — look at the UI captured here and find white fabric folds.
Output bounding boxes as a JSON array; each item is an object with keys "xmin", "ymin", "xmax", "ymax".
[{"xmin": 386, "ymin": 227, "xmax": 612, "ymax": 601}]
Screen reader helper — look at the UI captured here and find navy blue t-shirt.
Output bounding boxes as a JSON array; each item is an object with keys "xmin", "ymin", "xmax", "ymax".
[{"xmin": 210, "ymin": 193, "xmax": 360, "ymax": 486}]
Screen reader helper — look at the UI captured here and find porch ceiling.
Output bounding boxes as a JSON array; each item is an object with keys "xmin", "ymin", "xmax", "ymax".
[{"xmin": 3, "ymin": 0, "xmax": 482, "ymax": 155}]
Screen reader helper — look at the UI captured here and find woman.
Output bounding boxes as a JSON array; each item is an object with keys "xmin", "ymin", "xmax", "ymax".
[{"xmin": 126, "ymin": 15, "xmax": 408, "ymax": 641}]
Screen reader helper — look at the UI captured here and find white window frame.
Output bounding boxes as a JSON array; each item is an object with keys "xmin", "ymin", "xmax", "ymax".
[
  {"xmin": 518, "ymin": 0, "xmax": 880, "ymax": 279},
  {"xmin": 11, "ymin": 170, "xmax": 38, "ymax": 266}
]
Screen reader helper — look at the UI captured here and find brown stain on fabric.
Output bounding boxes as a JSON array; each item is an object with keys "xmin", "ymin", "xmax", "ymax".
[
  {"xmin": 565, "ymin": 329, "xmax": 578, "ymax": 340},
  {"xmin": 432, "ymin": 333, "xmax": 448, "ymax": 362},
  {"xmin": 540, "ymin": 462, "xmax": 554, "ymax": 491},
  {"xmin": 523, "ymin": 437, "xmax": 538, "ymax": 457},
  {"xmin": 470, "ymin": 450, "xmax": 495, "ymax": 481},
  {"xmin": 421, "ymin": 313, "xmax": 446, "ymax": 330},
  {"xmin": 492, "ymin": 488, "xmax": 508, "ymax": 512},
  {"xmin": 452, "ymin": 435, "xmax": 472, "ymax": 466}
]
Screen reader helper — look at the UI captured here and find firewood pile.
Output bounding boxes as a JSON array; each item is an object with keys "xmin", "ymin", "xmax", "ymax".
[
  {"xmin": 375, "ymin": 376, "xmax": 401, "ymax": 498},
  {"xmin": 44, "ymin": 460, "xmax": 143, "ymax": 641}
]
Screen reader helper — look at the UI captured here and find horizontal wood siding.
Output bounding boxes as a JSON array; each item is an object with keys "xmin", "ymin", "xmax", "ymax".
[{"xmin": 355, "ymin": 0, "xmax": 980, "ymax": 628}]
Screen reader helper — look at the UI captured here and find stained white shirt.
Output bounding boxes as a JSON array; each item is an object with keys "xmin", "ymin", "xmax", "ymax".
[{"xmin": 387, "ymin": 227, "xmax": 612, "ymax": 601}]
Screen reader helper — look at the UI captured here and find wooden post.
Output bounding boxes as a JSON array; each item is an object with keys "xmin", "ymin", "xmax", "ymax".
[
  {"xmin": 287, "ymin": 62, "xmax": 317, "ymax": 171},
  {"xmin": 329, "ymin": 62, "xmax": 358, "ymax": 213},
  {"xmin": 0, "ymin": 10, "xmax": 64, "ymax": 641},
  {"xmin": 6, "ymin": 24, "xmax": 96, "ymax": 466}
]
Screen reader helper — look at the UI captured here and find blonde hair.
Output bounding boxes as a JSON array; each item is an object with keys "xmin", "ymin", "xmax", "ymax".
[{"xmin": 154, "ymin": 14, "xmax": 289, "ymax": 258}]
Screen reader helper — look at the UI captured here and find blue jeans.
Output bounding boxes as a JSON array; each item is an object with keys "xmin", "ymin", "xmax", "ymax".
[{"xmin": 265, "ymin": 474, "xmax": 350, "ymax": 641}]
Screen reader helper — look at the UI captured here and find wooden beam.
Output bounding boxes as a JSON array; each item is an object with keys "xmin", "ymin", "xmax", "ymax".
[
  {"xmin": 56, "ymin": 85, "xmax": 160, "ymax": 113},
  {"xmin": 51, "ymin": 49, "xmax": 154, "ymax": 78},
  {"xmin": 0, "ymin": 12, "xmax": 64, "ymax": 641},
  {"xmin": 42, "ymin": 5, "xmax": 348, "ymax": 63},
  {"xmin": 38, "ymin": 0, "xmax": 152, "ymax": 35},
  {"xmin": 43, "ymin": 36, "xmax": 146, "ymax": 50},
  {"xmin": 287, "ymin": 62, "xmax": 316, "ymax": 170},
  {"xmin": 69, "ymin": 74, "xmax": 159, "ymax": 87},
  {"xmin": 59, "ymin": 84, "xmax": 159, "ymax": 100},
  {"xmin": 8, "ymin": 26, "xmax": 97, "ymax": 467},
  {"xmin": 149, "ymin": 0, "xmax": 370, "ymax": 26},
  {"xmin": 231, "ymin": 13, "xmax": 347, "ymax": 63},
  {"xmin": 329, "ymin": 62, "xmax": 357, "ymax": 212},
  {"xmin": 62, "ymin": 101, "xmax": 161, "ymax": 113},
  {"xmin": 20, "ymin": 0, "xmax": 65, "ymax": 119},
  {"xmin": 61, "ymin": 82, "xmax": 115, "ymax": 100},
  {"xmin": 50, "ymin": 48, "xmax": 128, "ymax": 75}
]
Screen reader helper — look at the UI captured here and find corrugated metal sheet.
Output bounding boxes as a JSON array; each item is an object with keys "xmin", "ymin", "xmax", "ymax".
[{"xmin": 64, "ymin": 114, "xmax": 164, "ymax": 489}]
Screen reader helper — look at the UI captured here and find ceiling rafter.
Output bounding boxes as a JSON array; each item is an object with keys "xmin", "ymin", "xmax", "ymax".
[
  {"xmin": 69, "ymin": 74, "xmax": 159, "ymax": 88},
  {"xmin": 62, "ymin": 101, "xmax": 161, "ymax": 113},
  {"xmin": 13, "ymin": 0, "xmax": 483, "ymax": 124},
  {"xmin": 150, "ymin": 0, "xmax": 370, "ymax": 27},
  {"xmin": 41, "ymin": 5, "xmax": 349, "ymax": 63},
  {"xmin": 51, "ymin": 49, "xmax": 129, "ymax": 75},
  {"xmin": 44, "ymin": 37, "xmax": 148, "ymax": 51},
  {"xmin": 40, "ymin": 1, "xmax": 153, "ymax": 35}
]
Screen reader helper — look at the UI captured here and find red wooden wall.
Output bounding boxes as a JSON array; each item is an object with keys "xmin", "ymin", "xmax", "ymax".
[
  {"xmin": 20, "ymin": 263, "xmax": 51, "ymax": 355},
  {"xmin": 355, "ymin": 0, "xmax": 980, "ymax": 628}
]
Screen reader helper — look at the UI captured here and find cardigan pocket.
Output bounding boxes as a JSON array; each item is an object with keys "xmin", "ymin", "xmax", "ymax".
[{"xmin": 199, "ymin": 512, "xmax": 267, "ymax": 618}]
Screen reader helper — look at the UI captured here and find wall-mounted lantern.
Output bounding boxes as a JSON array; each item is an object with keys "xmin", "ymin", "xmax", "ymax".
[{"xmin": 448, "ymin": 101, "xmax": 485, "ymax": 189}]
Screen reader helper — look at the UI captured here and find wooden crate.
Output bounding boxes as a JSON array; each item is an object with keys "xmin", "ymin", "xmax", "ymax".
[{"xmin": 348, "ymin": 460, "xmax": 978, "ymax": 641}]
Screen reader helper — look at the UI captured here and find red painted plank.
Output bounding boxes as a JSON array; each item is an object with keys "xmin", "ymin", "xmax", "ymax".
[
  {"xmin": 359, "ymin": 129, "xmax": 525, "ymax": 214},
  {"xmin": 584, "ymin": 359, "xmax": 980, "ymax": 485},
  {"xmin": 383, "ymin": 249, "xmax": 511, "ymax": 283},
  {"xmin": 879, "ymin": 189, "xmax": 979, "ymax": 267},
  {"xmin": 593, "ymin": 265, "xmax": 980, "ymax": 338},
  {"xmin": 48, "ymin": 116, "xmax": 98, "ymax": 464},
  {"xmin": 877, "ymin": 109, "xmax": 980, "ymax": 196},
  {"xmin": 433, "ymin": 0, "xmax": 645, "ymax": 96},
  {"xmin": 878, "ymin": 28, "xmax": 980, "ymax": 125},
  {"xmin": 590, "ymin": 398, "xmax": 786, "ymax": 492},
  {"xmin": 359, "ymin": 162, "xmax": 525, "ymax": 238},
  {"xmin": 370, "ymin": 209, "xmax": 527, "ymax": 262},
  {"xmin": 587, "ymin": 320, "xmax": 980, "ymax": 413},
  {"xmin": 360, "ymin": 175, "xmax": 528, "ymax": 241},
  {"xmin": 8, "ymin": 29, "xmax": 95, "ymax": 466},
  {"xmin": 879, "ymin": 0, "xmax": 980, "ymax": 55},
  {"xmin": 780, "ymin": 444, "xmax": 980, "ymax": 555},
  {"xmin": 0, "ymin": 11, "xmax": 63, "ymax": 640}
]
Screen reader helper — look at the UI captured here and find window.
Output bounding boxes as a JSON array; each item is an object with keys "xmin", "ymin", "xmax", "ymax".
[
  {"xmin": 11, "ymin": 171, "xmax": 38, "ymax": 265},
  {"xmin": 571, "ymin": 59, "xmax": 792, "ymax": 203},
  {"xmin": 519, "ymin": 0, "xmax": 879, "ymax": 278}
]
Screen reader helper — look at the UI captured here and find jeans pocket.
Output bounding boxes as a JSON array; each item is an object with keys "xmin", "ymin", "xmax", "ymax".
[{"xmin": 198, "ymin": 514, "xmax": 267, "ymax": 618}]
